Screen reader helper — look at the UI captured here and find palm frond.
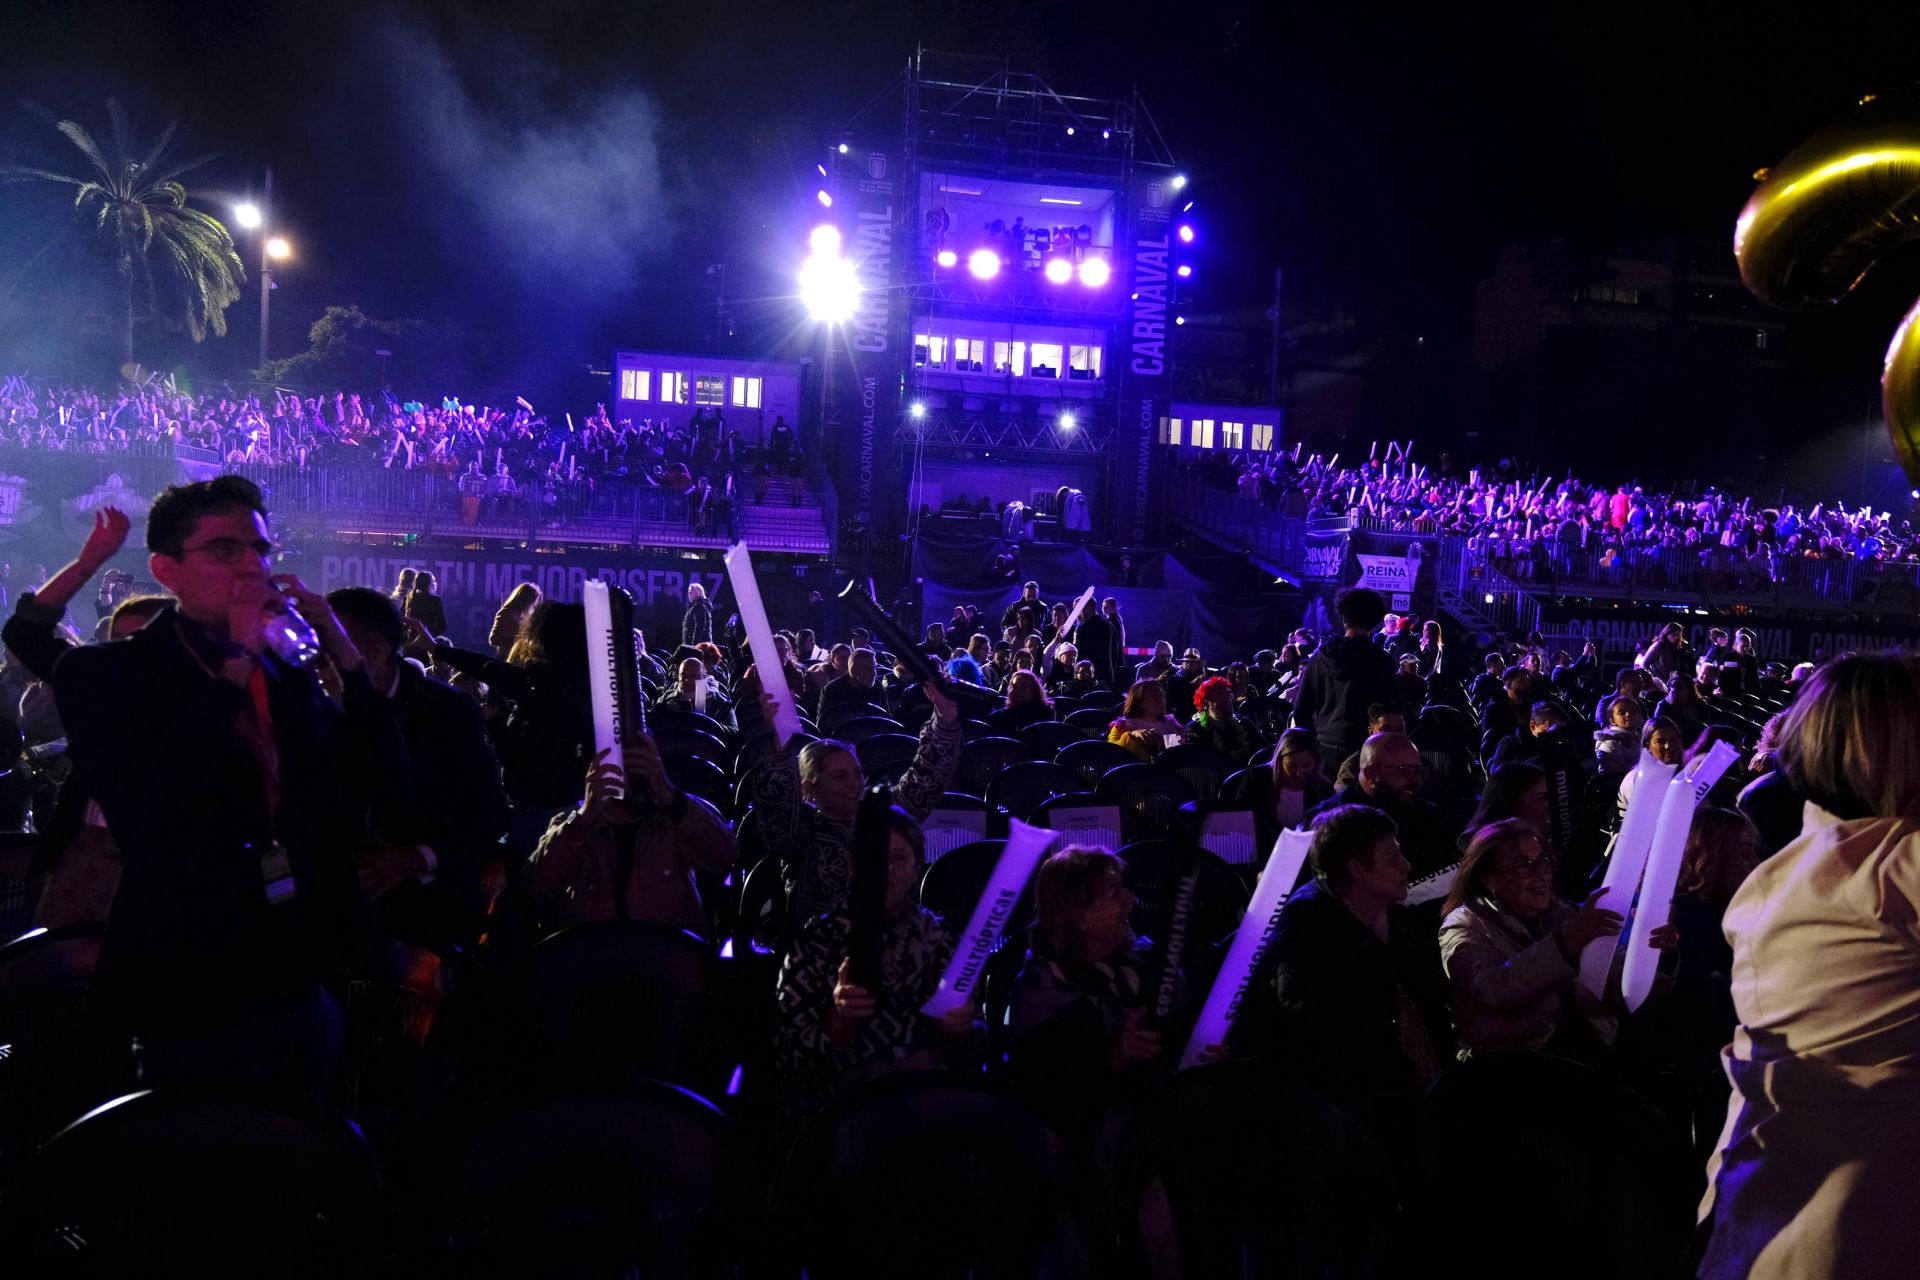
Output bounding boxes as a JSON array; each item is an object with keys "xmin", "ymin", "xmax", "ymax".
[
  {"xmin": 105, "ymin": 99, "xmax": 132, "ymax": 169},
  {"xmin": 137, "ymin": 118, "xmax": 178, "ymax": 175},
  {"xmin": 53, "ymin": 120, "xmax": 111, "ymax": 185}
]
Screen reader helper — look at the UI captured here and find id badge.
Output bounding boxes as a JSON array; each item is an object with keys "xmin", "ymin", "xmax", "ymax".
[{"xmin": 260, "ymin": 843, "xmax": 297, "ymax": 907}]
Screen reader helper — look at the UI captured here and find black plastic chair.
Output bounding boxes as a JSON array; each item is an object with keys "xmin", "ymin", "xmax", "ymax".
[
  {"xmin": 665, "ymin": 755, "xmax": 734, "ymax": 812},
  {"xmin": 1056, "ymin": 738, "xmax": 1137, "ymax": 789},
  {"xmin": 771, "ymin": 1072, "xmax": 1081, "ymax": 1279},
  {"xmin": 922, "ymin": 795, "xmax": 993, "ymax": 861},
  {"xmin": 522, "ymin": 922, "xmax": 717, "ymax": 1092},
  {"xmin": 958, "ymin": 717, "xmax": 998, "ymax": 743},
  {"xmin": 918, "ymin": 839, "xmax": 1011, "ymax": 933},
  {"xmin": 2, "ymin": 1089, "xmax": 381, "ymax": 1274},
  {"xmin": 1114, "ymin": 840, "xmax": 1250, "ymax": 953},
  {"xmin": 733, "ymin": 854, "xmax": 791, "ymax": 960},
  {"xmin": 1019, "ymin": 720, "xmax": 1091, "ymax": 755},
  {"xmin": 854, "ymin": 733, "xmax": 920, "ymax": 783},
  {"xmin": 834, "ymin": 715, "xmax": 906, "ymax": 745},
  {"xmin": 1098, "ymin": 763, "xmax": 1201, "ymax": 839},
  {"xmin": 652, "ymin": 707, "xmax": 731, "ymax": 742},
  {"xmin": 1238, "ymin": 695, "xmax": 1293, "ymax": 743},
  {"xmin": 819, "ymin": 699, "xmax": 891, "ymax": 736},
  {"xmin": 1113, "ymin": 1060, "xmax": 1395, "ymax": 1280},
  {"xmin": 956, "ymin": 735, "xmax": 1042, "ymax": 797},
  {"xmin": 451, "ymin": 1083, "xmax": 740, "ymax": 1278},
  {"xmin": 1155, "ymin": 743, "xmax": 1238, "ymax": 801},
  {"xmin": 1064, "ymin": 706, "xmax": 1118, "ymax": 735},
  {"xmin": 1030, "ymin": 795, "xmax": 1125, "ymax": 852},
  {"xmin": 653, "ymin": 724, "xmax": 730, "ymax": 768},
  {"xmin": 0, "ymin": 831, "xmax": 43, "ymax": 945},
  {"xmin": 0, "ymin": 921, "xmax": 117, "ymax": 1151},
  {"xmin": 985, "ymin": 761, "xmax": 1097, "ymax": 824}
]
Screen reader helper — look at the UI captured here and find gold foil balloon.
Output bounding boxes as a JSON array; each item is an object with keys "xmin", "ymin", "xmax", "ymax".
[{"xmin": 1736, "ymin": 93, "xmax": 1920, "ymax": 480}]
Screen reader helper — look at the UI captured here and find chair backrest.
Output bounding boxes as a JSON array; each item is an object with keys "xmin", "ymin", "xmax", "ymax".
[
  {"xmin": 733, "ymin": 855, "xmax": 791, "ymax": 959},
  {"xmin": 834, "ymin": 715, "xmax": 906, "ymax": 745},
  {"xmin": 0, "ymin": 832, "xmax": 43, "ymax": 944},
  {"xmin": 918, "ymin": 839, "xmax": 1009, "ymax": 931},
  {"xmin": 0, "ymin": 921, "xmax": 106, "ymax": 1043},
  {"xmin": 1056, "ymin": 738, "xmax": 1137, "ymax": 788},
  {"xmin": 985, "ymin": 762, "xmax": 1095, "ymax": 823},
  {"xmin": 664, "ymin": 755, "xmax": 733, "ymax": 811},
  {"xmin": 773, "ymin": 1072, "xmax": 1077, "ymax": 1278},
  {"xmin": 10, "ymin": 1090, "xmax": 381, "ymax": 1273},
  {"xmin": 525, "ymin": 922, "xmax": 716, "ymax": 1089},
  {"xmin": 652, "ymin": 724, "xmax": 730, "ymax": 767},
  {"xmin": 1155, "ymin": 743, "xmax": 1237, "ymax": 801},
  {"xmin": 1064, "ymin": 706, "xmax": 1117, "ymax": 734},
  {"xmin": 1114, "ymin": 841, "xmax": 1249, "ymax": 951},
  {"xmin": 1018, "ymin": 720, "xmax": 1091, "ymax": 754},
  {"xmin": 853, "ymin": 733, "xmax": 919, "ymax": 782},
  {"xmin": 1113, "ymin": 1061, "xmax": 1395, "ymax": 1279},
  {"xmin": 1181, "ymin": 801, "xmax": 1261, "ymax": 867},
  {"xmin": 920, "ymin": 805, "xmax": 991, "ymax": 863},
  {"xmin": 453, "ymin": 1084, "xmax": 738, "ymax": 1276},
  {"xmin": 652, "ymin": 708, "xmax": 731, "ymax": 741},
  {"xmin": 1097, "ymin": 763, "xmax": 1201, "ymax": 837},
  {"xmin": 1030, "ymin": 797, "xmax": 1125, "ymax": 853},
  {"xmin": 955, "ymin": 736, "xmax": 1042, "ymax": 796},
  {"xmin": 819, "ymin": 699, "xmax": 892, "ymax": 736}
]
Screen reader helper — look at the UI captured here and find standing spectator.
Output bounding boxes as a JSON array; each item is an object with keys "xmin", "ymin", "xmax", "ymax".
[
  {"xmin": 1072, "ymin": 598, "xmax": 1120, "ymax": 691},
  {"xmin": 681, "ymin": 581, "xmax": 714, "ymax": 646},
  {"xmin": 1292, "ymin": 588, "xmax": 1396, "ymax": 770},
  {"xmin": 405, "ymin": 569, "xmax": 448, "ymax": 640}
]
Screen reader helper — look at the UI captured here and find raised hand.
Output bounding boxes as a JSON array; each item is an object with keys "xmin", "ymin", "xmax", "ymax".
[{"xmin": 78, "ymin": 506, "xmax": 131, "ymax": 574}]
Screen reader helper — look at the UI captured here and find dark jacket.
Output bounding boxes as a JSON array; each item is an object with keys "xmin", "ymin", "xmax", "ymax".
[
  {"xmin": 431, "ymin": 643, "xmax": 592, "ymax": 809},
  {"xmin": 405, "ymin": 590, "xmax": 449, "ymax": 641},
  {"xmin": 681, "ymin": 596, "xmax": 714, "ymax": 646},
  {"xmin": 1234, "ymin": 879, "xmax": 1452, "ymax": 1126},
  {"xmin": 1306, "ymin": 784, "xmax": 1456, "ymax": 879},
  {"xmin": 1291, "ymin": 636, "xmax": 1395, "ymax": 765},
  {"xmin": 1071, "ymin": 613, "xmax": 1121, "ymax": 689},
  {"xmin": 54, "ymin": 605, "xmax": 410, "ymax": 1036}
]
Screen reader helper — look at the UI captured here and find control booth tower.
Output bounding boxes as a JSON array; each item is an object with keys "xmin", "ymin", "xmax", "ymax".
[{"xmin": 814, "ymin": 48, "xmax": 1184, "ymax": 554}]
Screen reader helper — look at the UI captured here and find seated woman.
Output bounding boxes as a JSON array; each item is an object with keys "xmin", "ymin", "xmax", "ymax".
[
  {"xmin": 1237, "ymin": 727, "xmax": 1335, "ymax": 853},
  {"xmin": 1617, "ymin": 715, "xmax": 1687, "ymax": 819},
  {"xmin": 773, "ymin": 806, "xmax": 979, "ymax": 1126},
  {"xmin": 1008, "ymin": 847, "xmax": 1188, "ymax": 1138},
  {"xmin": 1593, "ymin": 694, "xmax": 1647, "ymax": 776},
  {"xmin": 1107, "ymin": 679, "xmax": 1183, "ymax": 761},
  {"xmin": 1456, "ymin": 763, "xmax": 1552, "ymax": 856},
  {"xmin": 1438, "ymin": 819, "xmax": 1622, "ymax": 1064},
  {"xmin": 1183, "ymin": 676, "xmax": 1259, "ymax": 760},
  {"xmin": 988, "ymin": 669, "xmax": 1055, "ymax": 734},
  {"xmin": 527, "ymin": 732, "xmax": 736, "ymax": 937}
]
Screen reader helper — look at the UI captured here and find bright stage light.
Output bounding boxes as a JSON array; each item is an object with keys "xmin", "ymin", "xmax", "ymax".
[
  {"xmin": 266, "ymin": 237, "xmax": 291, "ymax": 261},
  {"xmin": 1078, "ymin": 258, "xmax": 1110, "ymax": 287},
  {"xmin": 800, "ymin": 253, "xmax": 859, "ymax": 323},
  {"xmin": 1066, "ymin": 126, "xmax": 1076, "ymax": 136},
  {"xmin": 234, "ymin": 203, "xmax": 262, "ymax": 229},
  {"xmin": 1102, "ymin": 128, "xmax": 1111, "ymax": 139},
  {"xmin": 837, "ymin": 142, "xmax": 849, "ymax": 154},
  {"xmin": 808, "ymin": 224, "xmax": 841, "ymax": 257},
  {"xmin": 816, "ymin": 189, "xmax": 833, "ymax": 207},
  {"xmin": 967, "ymin": 248, "xmax": 1001, "ymax": 279},
  {"xmin": 910, "ymin": 401, "xmax": 927, "ymax": 419},
  {"xmin": 1174, "ymin": 315, "xmax": 1186, "ymax": 326},
  {"xmin": 1176, "ymin": 264, "xmax": 1192, "ymax": 278},
  {"xmin": 816, "ymin": 163, "xmax": 827, "ymax": 177},
  {"xmin": 1177, "ymin": 224, "xmax": 1195, "ymax": 243},
  {"xmin": 1044, "ymin": 257, "xmax": 1073, "ymax": 284},
  {"xmin": 1182, "ymin": 200, "xmax": 1194, "ymax": 212},
  {"xmin": 1171, "ymin": 174, "xmax": 1188, "ymax": 191},
  {"xmin": 1059, "ymin": 411, "xmax": 1076, "ymax": 430},
  {"xmin": 935, "ymin": 249, "xmax": 958, "ymax": 268}
]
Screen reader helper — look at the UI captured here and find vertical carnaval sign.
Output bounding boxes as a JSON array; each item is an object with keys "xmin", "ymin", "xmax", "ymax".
[
  {"xmin": 835, "ymin": 141, "xmax": 903, "ymax": 533},
  {"xmin": 1117, "ymin": 171, "xmax": 1174, "ymax": 545}
]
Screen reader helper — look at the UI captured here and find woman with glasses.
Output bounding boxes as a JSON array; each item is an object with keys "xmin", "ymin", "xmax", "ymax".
[{"xmin": 1438, "ymin": 819, "xmax": 1622, "ymax": 1063}]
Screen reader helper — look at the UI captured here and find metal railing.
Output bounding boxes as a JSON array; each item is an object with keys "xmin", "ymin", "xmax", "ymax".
[{"xmin": 1166, "ymin": 470, "xmax": 1305, "ymax": 568}]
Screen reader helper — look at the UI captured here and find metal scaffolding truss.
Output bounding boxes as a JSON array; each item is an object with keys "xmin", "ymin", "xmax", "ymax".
[{"xmin": 902, "ymin": 407, "xmax": 1115, "ymax": 458}]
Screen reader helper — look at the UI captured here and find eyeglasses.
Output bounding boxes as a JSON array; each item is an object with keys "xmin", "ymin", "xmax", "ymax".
[
  {"xmin": 174, "ymin": 537, "xmax": 274, "ymax": 564},
  {"xmin": 1497, "ymin": 853, "xmax": 1559, "ymax": 880}
]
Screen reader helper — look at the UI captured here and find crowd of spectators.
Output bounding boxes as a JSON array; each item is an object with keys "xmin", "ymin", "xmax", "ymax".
[
  {"xmin": 1182, "ymin": 444, "xmax": 1920, "ymax": 574},
  {"xmin": 0, "ymin": 467, "xmax": 1905, "ymax": 1274}
]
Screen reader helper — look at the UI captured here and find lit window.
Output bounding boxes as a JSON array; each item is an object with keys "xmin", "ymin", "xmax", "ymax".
[
  {"xmin": 1220, "ymin": 421, "xmax": 1244, "ymax": 450},
  {"xmin": 953, "ymin": 338, "xmax": 986, "ymax": 371},
  {"xmin": 732, "ymin": 376, "xmax": 762, "ymax": 408},
  {"xmin": 1158, "ymin": 417, "xmax": 1183, "ymax": 445},
  {"xmin": 1028, "ymin": 343, "xmax": 1064, "ymax": 378},
  {"xmin": 660, "ymin": 372, "xmax": 686, "ymax": 403},
  {"xmin": 1250, "ymin": 423, "xmax": 1274, "ymax": 451},
  {"xmin": 993, "ymin": 341, "xmax": 1027, "ymax": 376},
  {"xmin": 1068, "ymin": 345, "xmax": 1102, "ymax": 378},
  {"xmin": 1191, "ymin": 418, "xmax": 1215, "ymax": 449},
  {"xmin": 619, "ymin": 369, "xmax": 651, "ymax": 401},
  {"xmin": 695, "ymin": 375, "xmax": 726, "ymax": 405},
  {"xmin": 1755, "ymin": 329, "xmax": 1769, "ymax": 350},
  {"xmin": 926, "ymin": 335, "xmax": 948, "ymax": 367}
]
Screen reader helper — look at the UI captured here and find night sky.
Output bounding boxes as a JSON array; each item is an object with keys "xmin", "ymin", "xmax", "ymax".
[{"xmin": 6, "ymin": 0, "xmax": 1920, "ymax": 414}]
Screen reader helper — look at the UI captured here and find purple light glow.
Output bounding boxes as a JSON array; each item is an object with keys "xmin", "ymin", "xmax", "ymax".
[
  {"xmin": 808, "ymin": 224, "xmax": 841, "ymax": 257},
  {"xmin": 1078, "ymin": 258, "xmax": 1111, "ymax": 287},
  {"xmin": 936, "ymin": 249, "xmax": 958, "ymax": 268},
  {"xmin": 1044, "ymin": 257, "xmax": 1073, "ymax": 284},
  {"xmin": 1176, "ymin": 264, "xmax": 1192, "ymax": 278},
  {"xmin": 1177, "ymin": 224, "xmax": 1194, "ymax": 243},
  {"xmin": 968, "ymin": 248, "xmax": 1001, "ymax": 279}
]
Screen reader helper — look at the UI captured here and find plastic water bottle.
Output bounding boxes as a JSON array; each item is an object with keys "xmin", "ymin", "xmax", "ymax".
[{"xmin": 261, "ymin": 603, "xmax": 323, "ymax": 669}]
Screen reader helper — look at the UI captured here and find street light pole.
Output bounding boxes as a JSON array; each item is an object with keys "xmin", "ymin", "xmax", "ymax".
[{"xmin": 257, "ymin": 165, "xmax": 274, "ymax": 371}]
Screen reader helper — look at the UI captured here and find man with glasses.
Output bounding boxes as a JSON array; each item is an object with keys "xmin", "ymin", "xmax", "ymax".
[
  {"xmin": 1308, "ymin": 732, "xmax": 1453, "ymax": 877},
  {"xmin": 53, "ymin": 475, "xmax": 409, "ymax": 1098}
]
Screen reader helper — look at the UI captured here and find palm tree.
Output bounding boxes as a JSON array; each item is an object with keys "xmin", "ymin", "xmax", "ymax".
[{"xmin": 4, "ymin": 100, "xmax": 244, "ymax": 374}]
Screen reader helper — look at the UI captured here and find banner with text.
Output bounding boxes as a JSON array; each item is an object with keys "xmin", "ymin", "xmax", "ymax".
[
  {"xmin": 1115, "ymin": 170, "xmax": 1176, "ymax": 546},
  {"xmin": 1536, "ymin": 603, "xmax": 1920, "ymax": 667},
  {"xmin": 1345, "ymin": 528, "xmax": 1440, "ymax": 619},
  {"xmin": 833, "ymin": 137, "xmax": 905, "ymax": 536}
]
